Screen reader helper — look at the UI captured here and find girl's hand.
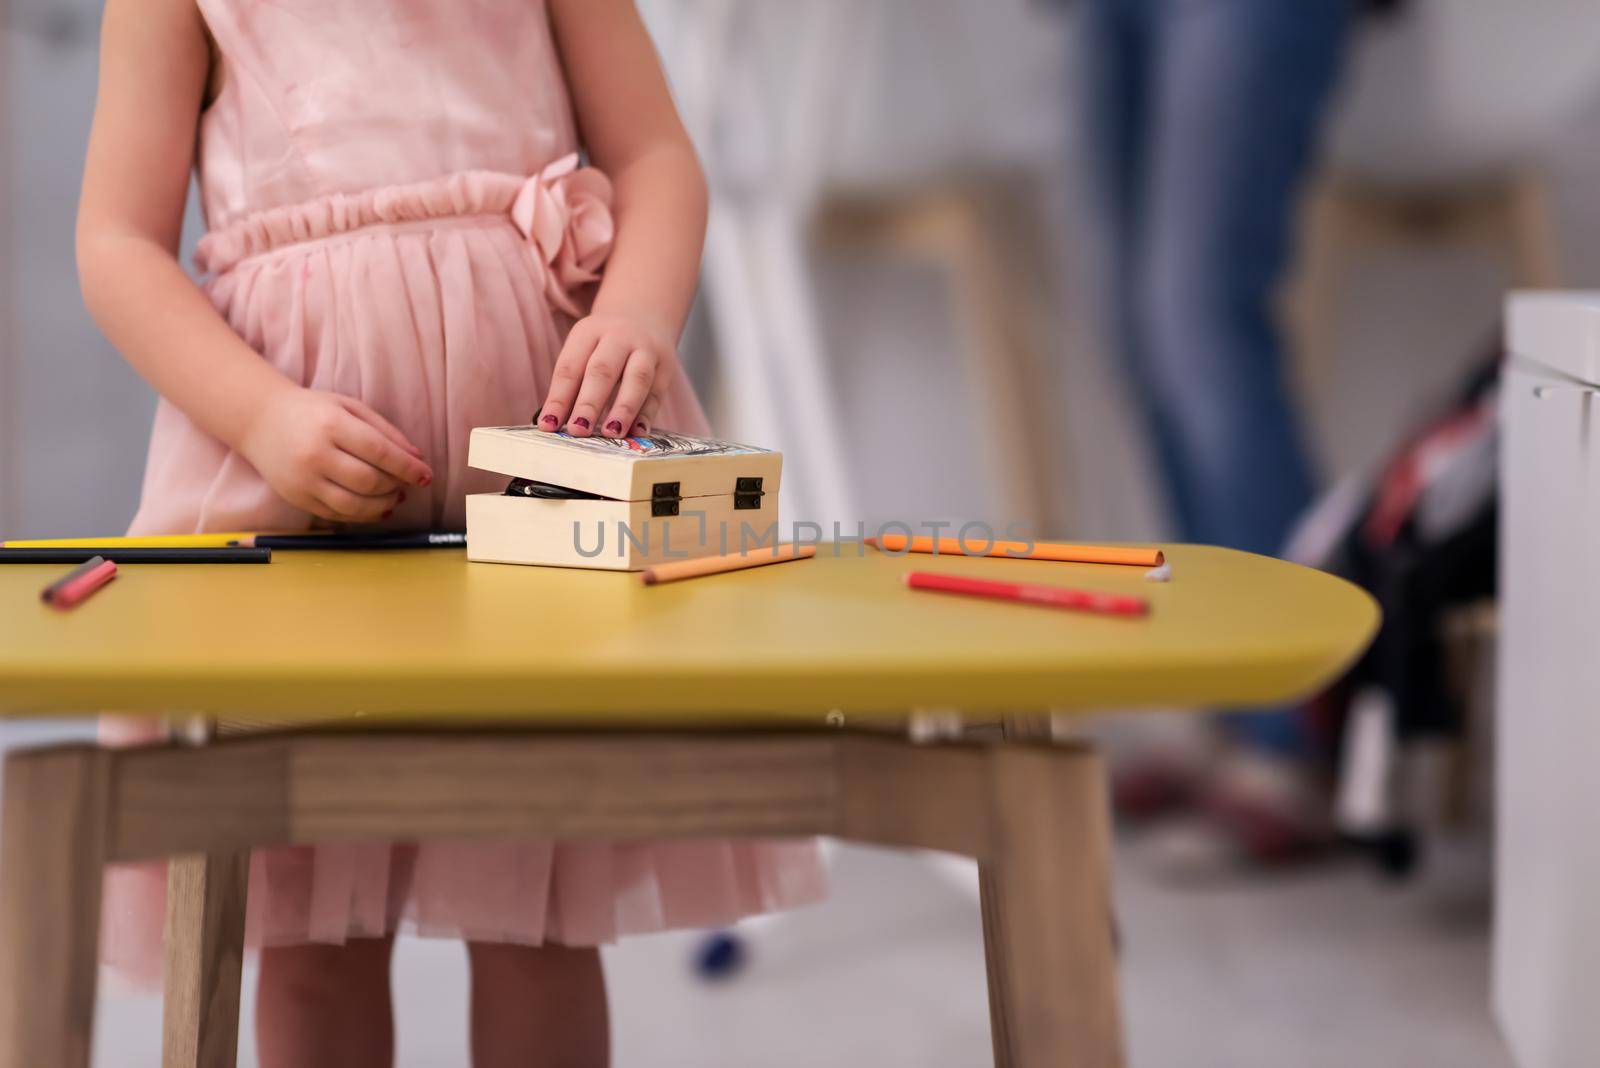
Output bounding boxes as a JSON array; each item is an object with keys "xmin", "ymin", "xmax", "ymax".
[
  {"xmin": 238, "ymin": 386, "xmax": 434, "ymax": 523},
  {"xmin": 536, "ymin": 313, "xmax": 679, "ymax": 438}
]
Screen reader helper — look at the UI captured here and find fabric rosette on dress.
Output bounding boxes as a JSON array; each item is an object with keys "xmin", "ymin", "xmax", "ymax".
[{"xmin": 510, "ymin": 153, "xmax": 615, "ymax": 318}]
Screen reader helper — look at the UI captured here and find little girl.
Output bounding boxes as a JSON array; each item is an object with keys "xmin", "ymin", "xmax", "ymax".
[{"xmin": 77, "ymin": 2, "xmax": 826, "ymax": 1065}]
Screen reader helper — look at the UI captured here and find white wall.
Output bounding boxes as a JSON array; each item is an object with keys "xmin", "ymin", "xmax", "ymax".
[{"xmin": 4, "ymin": 3, "xmax": 158, "ymax": 540}]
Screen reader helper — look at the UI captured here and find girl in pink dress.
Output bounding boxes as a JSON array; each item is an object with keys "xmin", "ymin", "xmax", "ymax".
[{"xmin": 77, "ymin": 3, "xmax": 825, "ymax": 1064}]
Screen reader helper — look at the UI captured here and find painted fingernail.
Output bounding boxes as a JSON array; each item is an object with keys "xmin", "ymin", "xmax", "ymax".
[
  {"xmin": 418, "ymin": 474, "xmax": 432, "ymax": 487},
  {"xmin": 633, "ymin": 421, "xmax": 649, "ymax": 434},
  {"xmin": 573, "ymin": 416, "xmax": 591, "ymax": 431},
  {"xmin": 398, "ymin": 491, "xmax": 407, "ymax": 504},
  {"xmin": 540, "ymin": 413, "xmax": 559, "ymax": 429},
  {"xmin": 605, "ymin": 420, "xmax": 623, "ymax": 434},
  {"xmin": 381, "ymin": 509, "xmax": 394, "ymax": 520}
]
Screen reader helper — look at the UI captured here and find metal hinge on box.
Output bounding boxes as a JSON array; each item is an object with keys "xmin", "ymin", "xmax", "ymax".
[
  {"xmin": 734, "ymin": 476, "xmax": 764, "ymax": 510},
  {"xmin": 651, "ymin": 482, "xmax": 681, "ymax": 517},
  {"xmin": 646, "ymin": 477, "xmax": 765, "ymax": 515}
]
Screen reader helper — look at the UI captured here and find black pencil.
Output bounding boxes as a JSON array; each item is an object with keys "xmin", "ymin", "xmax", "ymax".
[
  {"xmin": 0, "ymin": 548, "xmax": 271, "ymax": 564},
  {"xmin": 239, "ymin": 531, "xmax": 466, "ymax": 550}
]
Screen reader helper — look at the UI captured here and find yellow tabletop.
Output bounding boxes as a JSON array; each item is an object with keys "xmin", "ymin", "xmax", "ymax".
[{"xmin": 0, "ymin": 545, "xmax": 1377, "ymax": 724}]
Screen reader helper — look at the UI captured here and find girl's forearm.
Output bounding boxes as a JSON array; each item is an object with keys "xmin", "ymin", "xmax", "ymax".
[
  {"xmin": 589, "ymin": 142, "xmax": 708, "ymax": 340},
  {"xmin": 78, "ymin": 230, "xmax": 292, "ymax": 449}
]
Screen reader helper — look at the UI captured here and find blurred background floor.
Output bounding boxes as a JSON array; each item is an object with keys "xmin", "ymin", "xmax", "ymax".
[{"xmin": 83, "ymin": 839, "xmax": 1509, "ymax": 1067}]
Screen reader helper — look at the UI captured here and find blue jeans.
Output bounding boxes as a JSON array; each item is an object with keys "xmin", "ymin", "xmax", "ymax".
[
  {"xmin": 1080, "ymin": 0, "xmax": 1352, "ymax": 753},
  {"xmin": 1081, "ymin": 0, "xmax": 1350, "ymax": 557}
]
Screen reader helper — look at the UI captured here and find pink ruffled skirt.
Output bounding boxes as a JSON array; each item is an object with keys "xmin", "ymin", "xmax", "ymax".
[{"xmin": 101, "ymin": 170, "xmax": 827, "ymax": 988}]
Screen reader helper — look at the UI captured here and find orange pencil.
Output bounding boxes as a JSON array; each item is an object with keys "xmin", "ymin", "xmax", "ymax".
[
  {"xmin": 639, "ymin": 544, "xmax": 816, "ymax": 586},
  {"xmin": 867, "ymin": 534, "xmax": 1162, "ymax": 568}
]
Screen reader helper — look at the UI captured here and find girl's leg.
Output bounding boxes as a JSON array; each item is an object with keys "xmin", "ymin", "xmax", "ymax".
[
  {"xmin": 467, "ymin": 943, "xmax": 610, "ymax": 1068},
  {"xmin": 257, "ymin": 937, "xmax": 397, "ymax": 1068}
]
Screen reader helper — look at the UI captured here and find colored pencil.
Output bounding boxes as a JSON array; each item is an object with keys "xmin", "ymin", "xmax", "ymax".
[
  {"xmin": 40, "ymin": 557, "xmax": 118, "ymax": 609},
  {"xmin": 1, "ymin": 530, "xmax": 466, "ymax": 551},
  {"xmin": 39, "ymin": 557, "xmax": 108, "ymax": 602},
  {"xmin": 1, "ymin": 533, "xmax": 253, "ymax": 549},
  {"xmin": 640, "ymin": 543, "xmax": 816, "ymax": 586},
  {"xmin": 903, "ymin": 571, "xmax": 1150, "ymax": 618},
  {"xmin": 0, "ymin": 548, "xmax": 271, "ymax": 564},
  {"xmin": 242, "ymin": 531, "xmax": 466, "ymax": 550},
  {"xmin": 869, "ymin": 534, "xmax": 1162, "ymax": 568}
]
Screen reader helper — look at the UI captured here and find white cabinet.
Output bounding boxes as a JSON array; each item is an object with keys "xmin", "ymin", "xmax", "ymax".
[{"xmin": 1496, "ymin": 292, "xmax": 1600, "ymax": 1068}]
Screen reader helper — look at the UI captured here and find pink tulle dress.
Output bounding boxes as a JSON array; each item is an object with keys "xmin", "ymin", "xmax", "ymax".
[{"xmin": 100, "ymin": 0, "xmax": 826, "ymax": 987}]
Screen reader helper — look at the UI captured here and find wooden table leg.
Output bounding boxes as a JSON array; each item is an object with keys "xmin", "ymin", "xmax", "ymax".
[
  {"xmin": 0, "ymin": 746, "xmax": 114, "ymax": 1068},
  {"xmin": 163, "ymin": 852, "xmax": 250, "ymax": 1068},
  {"xmin": 979, "ymin": 743, "xmax": 1124, "ymax": 1068}
]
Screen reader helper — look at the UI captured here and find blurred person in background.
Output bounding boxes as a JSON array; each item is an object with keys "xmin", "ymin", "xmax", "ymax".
[{"xmin": 1071, "ymin": 0, "xmax": 1389, "ymax": 866}]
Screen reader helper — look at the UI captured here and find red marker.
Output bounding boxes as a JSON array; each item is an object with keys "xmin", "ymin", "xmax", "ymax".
[
  {"xmin": 904, "ymin": 571, "xmax": 1149, "ymax": 618},
  {"xmin": 40, "ymin": 556, "xmax": 118, "ymax": 610}
]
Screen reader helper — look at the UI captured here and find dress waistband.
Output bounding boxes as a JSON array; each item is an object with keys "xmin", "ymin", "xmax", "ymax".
[{"xmin": 195, "ymin": 155, "xmax": 616, "ymax": 318}]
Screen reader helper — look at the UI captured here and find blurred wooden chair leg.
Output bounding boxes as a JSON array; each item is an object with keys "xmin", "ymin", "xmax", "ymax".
[
  {"xmin": 816, "ymin": 182, "xmax": 1057, "ymax": 536},
  {"xmin": 162, "ymin": 852, "xmax": 250, "ymax": 1068},
  {"xmin": 0, "ymin": 746, "xmax": 114, "ymax": 1068},
  {"xmin": 1287, "ymin": 178, "xmax": 1358, "ymax": 411},
  {"xmin": 1507, "ymin": 169, "xmax": 1561, "ymax": 288},
  {"xmin": 923, "ymin": 190, "xmax": 1057, "ymax": 537},
  {"xmin": 1438, "ymin": 600, "xmax": 1499, "ymax": 829},
  {"xmin": 1289, "ymin": 167, "xmax": 1563, "ymax": 417},
  {"xmin": 979, "ymin": 740, "xmax": 1123, "ymax": 1068}
]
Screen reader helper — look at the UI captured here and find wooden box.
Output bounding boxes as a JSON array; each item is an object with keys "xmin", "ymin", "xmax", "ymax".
[{"xmin": 465, "ymin": 426, "xmax": 782, "ymax": 570}]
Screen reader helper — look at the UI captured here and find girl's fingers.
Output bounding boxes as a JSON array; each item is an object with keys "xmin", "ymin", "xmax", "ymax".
[
  {"xmin": 601, "ymin": 349, "xmax": 658, "ymax": 437},
  {"xmin": 294, "ymin": 492, "xmax": 342, "ymax": 524},
  {"xmin": 314, "ymin": 480, "xmax": 401, "ymax": 523},
  {"xmin": 566, "ymin": 337, "xmax": 631, "ymax": 436},
  {"xmin": 333, "ymin": 415, "xmax": 432, "ymax": 486},
  {"xmin": 341, "ymin": 396, "xmax": 424, "ymax": 459},
  {"xmin": 632, "ymin": 390, "xmax": 665, "ymax": 436},
  {"xmin": 538, "ymin": 325, "xmax": 599, "ymax": 431},
  {"xmin": 324, "ymin": 448, "xmax": 403, "ymax": 497}
]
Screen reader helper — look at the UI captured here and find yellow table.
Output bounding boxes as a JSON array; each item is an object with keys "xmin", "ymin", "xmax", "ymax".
[{"xmin": 0, "ymin": 544, "xmax": 1377, "ymax": 1068}]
